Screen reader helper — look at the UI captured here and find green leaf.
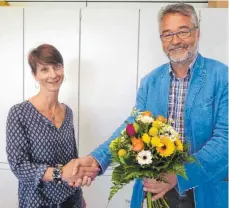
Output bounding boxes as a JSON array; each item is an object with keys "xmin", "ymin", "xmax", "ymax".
[
  {"xmin": 122, "ymin": 172, "xmax": 138, "ymax": 183},
  {"xmin": 173, "ymin": 163, "xmax": 188, "ymax": 180},
  {"xmin": 186, "ymin": 156, "xmax": 196, "ymax": 163},
  {"xmin": 124, "ymin": 166, "xmax": 140, "ymax": 173},
  {"xmin": 118, "ymin": 153, "xmax": 134, "ymax": 166},
  {"xmin": 183, "ymin": 143, "xmax": 190, "ymax": 151},
  {"xmin": 112, "ymin": 166, "xmax": 124, "ymax": 183},
  {"xmin": 166, "ymin": 169, "xmax": 175, "ymax": 174},
  {"xmin": 136, "ymin": 170, "xmax": 157, "ymax": 179},
  {"xmin": 153, "ymin": 162, "xmax": 170, "ymax": 171},
  {"xmin": 194, "ymin": 158, "xmax": 201, "ymax": 166},
  {"xmin": 119, "ymin": 157, "xmax": 127, "ymax": 165},
  {"xmin": 108, "ymin": 184, "xmax": 123, "ymax": 201}
]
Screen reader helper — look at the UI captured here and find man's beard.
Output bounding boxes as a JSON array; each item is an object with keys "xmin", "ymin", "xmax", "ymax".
[{"xmin": 164, "ymin": 41, "xmax": 199, "ymax": 64}]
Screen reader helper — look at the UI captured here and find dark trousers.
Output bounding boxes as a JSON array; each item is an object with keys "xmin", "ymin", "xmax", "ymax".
[
  {"xmin": 164, "ymin": 188, "xmax": 195, "ymax": 208},
  {"xmin": 48, "ymin": 199, "xmax": 75, "ymax": 208},
  {"xmin": 42, "ymin": 194, "xmax": 82, "ymax": 208}
]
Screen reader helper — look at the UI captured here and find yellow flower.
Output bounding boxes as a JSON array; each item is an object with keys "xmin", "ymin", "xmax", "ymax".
[
  {"xmin": 174, "ymin": 139, "xmax": 183, "ymax": 151},
  {"xmin": 151, "ymin": 136, "xmax": 164, "ymax": 147},
  {"xmin": 149, "ymin": 127, "xmax": 158, "ymax": 136},
  {"xmin": 118, "ymin": 149, "xmax": 127, "ymax": 157},
  {"xmin": 152, "ymin": 120, "xmax": 162, "ymax": 129},
  {"xmin": 142, "ymin": 133, "xmax": 151, "ymax": 144},
  {"xmin": 156, "ymin": 137, "xmax": 175, "ymax": 157}
]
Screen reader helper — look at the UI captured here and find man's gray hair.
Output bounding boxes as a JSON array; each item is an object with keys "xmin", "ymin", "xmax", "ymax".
[{"xmin": 158, "ymin": 3, "xmax": 200, "ymax": 29}]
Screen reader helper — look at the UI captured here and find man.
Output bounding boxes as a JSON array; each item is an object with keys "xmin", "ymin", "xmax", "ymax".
[{"xmin": 74, "ymin": 3, "xmax": 228, "ymax": 208}]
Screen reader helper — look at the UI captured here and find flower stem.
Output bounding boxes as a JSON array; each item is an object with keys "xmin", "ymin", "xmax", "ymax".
[
  {"xmin": 161, "ymin": 198, "xmax": 169, "ymax": 208},
  {"xmin": 147, "ymin": 192, "xmax": 153, "ymax": 208},
  {"xmin": 152, "ymin": 202, "xmax": 157, "ymax": 208},
  {"xmin": 155, "ymin": 199, "xmax": 161, "ymax": 208}
]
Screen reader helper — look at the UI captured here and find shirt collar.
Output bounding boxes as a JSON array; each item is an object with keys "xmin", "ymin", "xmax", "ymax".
[{"xmin": 169, "ymin": 54, "xmax": 198, "ymax": 78}]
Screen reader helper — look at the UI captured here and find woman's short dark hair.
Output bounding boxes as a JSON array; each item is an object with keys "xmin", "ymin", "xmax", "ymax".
[{"xmin": 28, "ymin": 44, "xmax": 64, "ymax": 75}]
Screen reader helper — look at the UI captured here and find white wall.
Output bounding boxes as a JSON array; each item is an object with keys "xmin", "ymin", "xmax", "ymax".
[
  {"xmin": 0, "ymin": 8, "xmax": 24, "ymax": 163},
  {"xmin": 79, "ymin": 8, "xmax": 139, "ymax": 157},
  {"xmin": 198, "ymin": 8, "xmax": 228, "ymax": 63},
  {"xmin": 0, "ymin": 6, "xmax": 227, "ymax": 208}
]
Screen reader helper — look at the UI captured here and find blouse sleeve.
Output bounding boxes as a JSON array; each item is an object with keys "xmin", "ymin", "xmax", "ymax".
[{"xmin": 6, "ymin": 105, "xmax": 48, "ymax": 188}]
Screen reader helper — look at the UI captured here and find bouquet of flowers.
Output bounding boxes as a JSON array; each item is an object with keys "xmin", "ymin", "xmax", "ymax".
[{"xmin": 108, "ymin": 109, "xmax": 196, "ymax": 208}]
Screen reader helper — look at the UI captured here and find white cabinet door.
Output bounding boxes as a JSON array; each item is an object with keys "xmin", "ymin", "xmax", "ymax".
[
  {"xmin": 79, "ymin": 9, "xmax": 139, "ymax": 156},
  {"xmin": 82, "ymin": 175, "xmax": 135, "ymax": 208},
  {"xmin": 23, "ymin": 8, "xmax": 80, "ymax": 144},
  {"xmin": 0, "ymin": 8, "xmax": 23, "ymax": 163},
  {"xmin": 199, "ymin": 8, "xmax": 228, "ymax": 65},
  {"xmin": 138, "ymin": 8, "xmax": 168, "ymax": 85},
  {"xmin": 0, "ymin": 165, "xmax": 18, "ymax": 208}
]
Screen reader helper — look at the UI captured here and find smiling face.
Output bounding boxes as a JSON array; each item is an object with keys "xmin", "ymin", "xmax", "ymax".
[
  {"xmin": 34, "ymin": 62, "xmax": 64, "ymax": 92},
  {"xmin": 160, "ymin": 13, "xmax": 200, "ymax": 64},
  {"xmin": 28, "ymin": 44, "xmax": 64, "ymax": 92}
]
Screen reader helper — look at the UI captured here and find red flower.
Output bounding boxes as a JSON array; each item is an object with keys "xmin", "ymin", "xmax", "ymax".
[{"xmin": 126, "ymin": 124, "xmax": 136, "ymax": 136}]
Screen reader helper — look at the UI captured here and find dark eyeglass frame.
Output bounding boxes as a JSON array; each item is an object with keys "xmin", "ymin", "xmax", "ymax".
[{"xmin": 160, "ymin": 26, "xmax": 198, "ymax": 42}]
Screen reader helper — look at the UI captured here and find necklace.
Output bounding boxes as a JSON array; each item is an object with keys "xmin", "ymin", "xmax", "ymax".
[
  {"xmin": 48, "ymin": 110, "xmax": 55, "ymax": 123},
  {"xmin": 47, "ymin": 103, "xmax": 60, "ymax": 124}
]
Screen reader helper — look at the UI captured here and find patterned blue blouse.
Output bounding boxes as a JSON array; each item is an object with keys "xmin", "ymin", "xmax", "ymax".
[{"xmin": 6, "ymin": 100, "xmax": 82, "ymax": 208}]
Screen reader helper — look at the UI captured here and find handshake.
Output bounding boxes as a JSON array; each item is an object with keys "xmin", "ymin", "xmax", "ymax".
[{"xmin": 61, "ymin": 156, "xmax": 100, "ymax": 187}]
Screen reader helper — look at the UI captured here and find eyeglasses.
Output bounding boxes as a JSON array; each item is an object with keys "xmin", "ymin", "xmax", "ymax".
[{"xmin": 160, "ymin": 26, "xmax": 198, "ymax": 42}]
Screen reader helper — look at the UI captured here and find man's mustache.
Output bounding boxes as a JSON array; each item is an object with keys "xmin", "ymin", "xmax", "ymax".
[{"xmin": 168, "ymin": 44, "xmax": 188, "ymax": 51}]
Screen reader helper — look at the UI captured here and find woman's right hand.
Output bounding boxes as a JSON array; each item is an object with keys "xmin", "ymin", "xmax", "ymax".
[{"xmin": 61, "ymin": 159, "xmax": 99, "ymax": 187}]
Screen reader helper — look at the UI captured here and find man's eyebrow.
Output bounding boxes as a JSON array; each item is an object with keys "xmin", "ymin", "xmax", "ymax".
[
  {"xmin": 161, "ymin": 29, "xmax": 170, "ymax": 34},
  {"xmin": 178, "ymin": 25, "xmax": 191, "ymax": 29},
  {"xmin": 161, "ymin": 25, "xmax": 191, "ymax": 34}
]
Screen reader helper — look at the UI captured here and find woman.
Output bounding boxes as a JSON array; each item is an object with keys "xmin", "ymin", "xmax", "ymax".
[{"xmin": 6, "ymin": 44, "xmax": 98, "ymax": 208}]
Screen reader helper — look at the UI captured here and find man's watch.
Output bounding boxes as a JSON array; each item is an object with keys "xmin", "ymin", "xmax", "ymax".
[{"xmin": 52, "ymin": 164, "xmax": 63, "ymax": 184}]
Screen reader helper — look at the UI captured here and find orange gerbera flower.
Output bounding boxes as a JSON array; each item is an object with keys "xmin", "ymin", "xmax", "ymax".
[
  {"xmin": 131, "ymin": 138, "xmax": 144, "ymax": 152},
  {"xmin": 141, "ymin": 111, "xmax": 152, "ymax": 117}
]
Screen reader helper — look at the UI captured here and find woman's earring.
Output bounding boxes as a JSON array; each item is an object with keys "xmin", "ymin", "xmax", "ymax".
[{"xmin": 35, "ymin": 81, "xmax": 40, "ymax": 89}]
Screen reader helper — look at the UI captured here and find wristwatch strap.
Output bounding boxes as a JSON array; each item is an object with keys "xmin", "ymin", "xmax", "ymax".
[{"xmin": 52, "ymin": 164, "xmax": 63, "ymax": 184}]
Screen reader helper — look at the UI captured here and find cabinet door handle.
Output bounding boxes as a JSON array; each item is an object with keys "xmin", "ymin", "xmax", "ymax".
[{"xmin": 125, "ymin": 199, "xmax": 130, "ymax": 204}]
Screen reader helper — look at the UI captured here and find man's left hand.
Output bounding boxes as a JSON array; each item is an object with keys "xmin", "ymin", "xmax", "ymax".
[{"xmin": 143, "ymin": 173, "xmax": 177, "ymax": 201}]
